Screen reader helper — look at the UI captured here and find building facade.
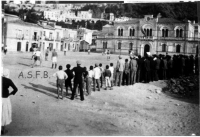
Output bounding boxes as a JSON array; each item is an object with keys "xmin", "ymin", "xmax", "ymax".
[
  {"xmin": 96, "ymin": 15, "xmax": 200, "ymax": 56},
  {"xmin": 4, "ymin": 14, "xmax": 63, "ymax": 52}
]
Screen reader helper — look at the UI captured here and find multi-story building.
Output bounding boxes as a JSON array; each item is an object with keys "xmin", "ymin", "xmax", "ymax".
[
  {"xmin": 62, "ymin": 28, "xmax": 79, "ymax": 51},
  {"xmin": 44, "ymin": 9, "xmax": 61, "ymax": 21},
  {"xmin": 4, "ymin": 14, "xmax": 63, "ymax": 52},
  {"xmin": 96, "ymin": 15, "xmax": 200, "ymax": 56},
  {"xmin": 77, "ymin": 10, "xmax": 93, "ymax": 19}
]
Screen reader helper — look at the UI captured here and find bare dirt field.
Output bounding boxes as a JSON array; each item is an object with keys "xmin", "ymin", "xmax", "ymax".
[{"xmin": 2, "ymin": 51, "xmax": 200, "ymax": 136}]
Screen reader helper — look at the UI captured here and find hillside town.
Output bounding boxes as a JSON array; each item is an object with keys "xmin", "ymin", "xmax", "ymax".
[
  {"xmin": 1, "ymin": 1, "xmax": 200, "ymax": 136},
  {"xmin": 2, "ymin": 1, "xmax": 200, "ymax": 56}
]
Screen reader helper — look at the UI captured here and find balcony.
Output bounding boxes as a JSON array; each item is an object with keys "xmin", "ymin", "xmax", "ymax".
[
  {"xmin": 45, "ymin": 37, "xmax": 54, "ymax": 41},
  {"xmin": 32, "ymin": 36, "xmax": 40, "ymax": 41}
]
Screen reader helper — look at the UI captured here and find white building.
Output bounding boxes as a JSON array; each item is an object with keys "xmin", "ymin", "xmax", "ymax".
[{"xmin": 77, "ymin": 10, "xmax": 93, "ymax": 19}]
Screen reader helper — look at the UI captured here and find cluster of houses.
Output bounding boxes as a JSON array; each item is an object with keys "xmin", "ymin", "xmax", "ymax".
[{"xmin": 2, "ymin": 11, "xmax": 200, "ymax": 56}]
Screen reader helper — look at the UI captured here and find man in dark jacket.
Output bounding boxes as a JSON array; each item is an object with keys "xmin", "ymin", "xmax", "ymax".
[
  {"xmin": 144, "ymin": 56, "xmax": 151, "ymax": 83},
  {"xmin": 122, "ymin": 59, "xmax": 129, "ymax": 85},
  {"xmin": 155, "ymin": 55, "xmax": 160, "ymax": 81},
  {"xmin": 136, "ymin": 55, "xmax": 142, "ymax": 82},
  {"xmin": 71, "ymin": 60, "xmax": 85, "ymax": 101},
  {"xmin": 65, "ymin": 64, "xmax": 74, "ymax": 96}
]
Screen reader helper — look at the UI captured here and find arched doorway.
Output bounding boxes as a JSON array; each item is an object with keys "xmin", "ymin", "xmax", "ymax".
[
  {"xmin": 17, "ymin": 42, "xmax": 21, "ymax": 51},
  {"xmin": 144, "ymin": 44, "xmax": 150, "ymax": 57}
]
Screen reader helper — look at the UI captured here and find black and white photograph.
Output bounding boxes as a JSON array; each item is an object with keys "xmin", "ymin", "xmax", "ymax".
[{"xmin": 1, "ymin": 0, "xmax": 200, "ymax": 135}]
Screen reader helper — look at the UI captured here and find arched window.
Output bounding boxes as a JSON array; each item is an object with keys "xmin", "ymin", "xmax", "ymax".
[
  {"xmin": 120, "ymin": 29, "xmax": 123, "ymax": 36},
  {"xmin": 150, "ymin": 29, "xmax": 152, "ymax": 36},
  {"xmin": 118, "ymin": 42, "xmax": 121, "ymax": 49},
  {"xmin": 103, "ymin": 41, "xmax": 107, "ymax": 49},
  {"xmin": 165, "ymin": 29, "xmax": 168, "ymax": 37},
  {"xmin": 176, "ymin": 45, "xmax": 181, "ymax": 53},
  {"xmin": 118, "ymin": 29, "xmax": 120, "ymax": 36},
  {"xmin": 129, "ymin": 28, "xmax": 135, "ymax": 36},
  {"xmin": 147, "ymin": 29, "xmax": 149, "ymax": 37},
  {"xmin": 180, "ymin": 29, "xmax": 183, "ymax": 37},
  {"xmin": 176, "ymin": 29, "xmax": 180, "ymax": 37},
  {"xmin": 162, "ymin": 29, "xmax": 165, "ymax": 37},
  {"xmin": 129, "ymin": 43, "xmax": 133, "ymax": 50},
  {"xmin": 162, "ymin": 44, "xmax": 166, "ymax": 52}
]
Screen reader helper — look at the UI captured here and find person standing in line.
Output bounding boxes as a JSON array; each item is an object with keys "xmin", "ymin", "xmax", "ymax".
[
  {"xmin": 71, "ymin": 61, "xmax": 86, "ymax": 101},
  {"xmin": 144, "ymin": 56, "xmax": 151, "ymax": 83},
  {"xmin": 64, "ymin": 47, "xmax": 67, "ymax": 56},
  {"xmin": 31, "ymin": 48, "xmax": 42, "ymax": 68},
  {"xmin": 129, "ymin": 56, "xmax": 138, "ymax": 85},
  {"xmin": 167, "ymin": 55, "xmax": 173, "ymax": 79},
  {"xmin": 4, "ymin": 45, "xmax": 7, "ymax": 55},
  {"xmin": 115, "ymin": 56, "xmax": 124, "ymax": 87},
  {"xmin": 2, "ymin": 69, "xmax": 18, "ymax": 135},
  {"xmin": 53, "ymin": 66, "xmax": 68, "ymax": 99},
  {"xmin": 155, "ymin": 55, "xmax": 160, "ymax": 81},
  {"xmin": 64, "ymin": 64, "xmax": 74, "ymax": 96},
  {"xmin": 104, "ymin": 65, "xmax": 112, "ymax": 90},
  {"xmin": 136, "ymin": 55, "xmax": 142, "ymax": 82},
  {"xmin": 122, "ymin": 59, "xmax": 130, "ymax": 86},
  {"xmin": 109, "ymin": 63, "xmax": 114, "ymax": 87},
  {"xmin": 45, "ymin": 47, "xmax": 49, "ymax": 61},
  {"xmin": 52, "ymin": 49, "xmax": 58, "ymax": 69},
  {"xmin": 99, "ymin": 63, "xmax": 104, "ymax": 88},
  {"xmin": 162, "ymin": 56, "xmax": 168, "ymax": 80},
  {"xmin": 93, "ymin": 63, "xmax": 101, "ymax": 91},
  {"xmin": 88, "ymin": 66, "xmax": 94, "ymax": 95}
]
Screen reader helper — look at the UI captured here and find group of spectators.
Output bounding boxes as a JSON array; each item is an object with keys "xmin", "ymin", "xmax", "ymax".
[{"xmin": 53, "ymin": 53, "xmax": 199, "ymax": 101}]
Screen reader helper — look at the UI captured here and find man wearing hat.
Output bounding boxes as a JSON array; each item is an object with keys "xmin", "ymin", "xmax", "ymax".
[
  {"xmin": 71, "ymin": 60, "xmax": 86, "ymax": 101},
  {"xmin": 115, "ymin": 55, "xmax": 124, "ymax": 87}
]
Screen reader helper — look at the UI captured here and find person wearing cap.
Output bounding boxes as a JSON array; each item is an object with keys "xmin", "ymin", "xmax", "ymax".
[
  {"xmin": 115, "ymin": 55, "xmax": 124, "ymax": 87},
  {"xmin": 53, "ymin": 66, "xmax": 68, "ymax": 99},
  {"xmin": 129, "ymin": 56, "xmax": 138, "ymax": 85},
  {"xmin": 93, "ymin": 63, "xmax": 101, "ymax": 91},
  {"xmin": 2, "ymin": 67, "xmax": 18, "ymax": 135},
  {"xmin": 71, "ymin": 60, "xmax": 86, "ymax": 101}
]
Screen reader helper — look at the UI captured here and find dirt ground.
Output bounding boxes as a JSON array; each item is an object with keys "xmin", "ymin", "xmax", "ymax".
[{"xmin": 2, "ymin": 51, "xmax": 200, "ymax": 136}]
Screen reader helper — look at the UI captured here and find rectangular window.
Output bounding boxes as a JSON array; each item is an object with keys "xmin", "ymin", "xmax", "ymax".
[{"xmin": 118, "ymin": 42, "xmax": 121, "ymax": 49}]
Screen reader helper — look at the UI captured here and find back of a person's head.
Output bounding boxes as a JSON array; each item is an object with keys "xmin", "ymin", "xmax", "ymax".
[
  {"xmin": 99, "ymin": 63, "xmax": 102, "ymax": 67},
  {"xmin": 90, "ymin": 66, "xmax": 93, "ymax": 70},
  {"xmin": 106, "ymin": 65, "xmax": 109, "ymax": 69},
  {"xmin": 83, "ymin": 67, "xmax": 87, "ymax": 71},
  {"xmin": 138, "ymin": 55, "xmax": 141, "ymax": 59},
  {"xmin": 59, "ymin": 66, "xmax": 62, "ymax": 70},
  {"xmin": 110, "ymin": 63, "xmax": 113, "ymax": 66},
  {"xmin": 125, "ymin": 59, "xmax": 128, "ymax": 62},
  {"xmin": 66, "ymin": 64, "xmax": 71, "ymax": 69}
]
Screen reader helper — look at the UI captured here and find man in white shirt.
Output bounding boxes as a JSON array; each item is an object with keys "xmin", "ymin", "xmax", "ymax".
[
  {"xmin": 115, "ymin": 56, "xmax": 125, "ymax": 87},
  {"xmin": 53, "ymin": 65, "xmax": 68, "ymax": 99},
  {"xmin": 93, "ymin": 64, "xmax": 101, "ymax": 91}
]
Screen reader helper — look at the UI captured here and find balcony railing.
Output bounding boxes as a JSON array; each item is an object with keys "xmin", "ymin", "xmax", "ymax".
[
  {"xmin": 32, "ymin": 36, "xmax": 40, "ymax": 41},
  {"xmin": 55, "ymin": 37, "xmax": 61, "ymax": 41},
  {"xmin": 45, "ymin": 37, "xmax": 54, "ymax": 41}
]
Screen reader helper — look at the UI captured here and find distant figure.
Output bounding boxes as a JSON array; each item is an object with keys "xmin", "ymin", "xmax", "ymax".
[
  {"xmin": 88, "ymin": 48, "xmax": 90, "ymax": 55},
  {"xmin": 4, "ymin": 46, "xmax": 7, "ymax": 55},
  {"xmin": 88, "ymin": 66, "xmax": 94, "ymax": 95},
  {"xmin": 45, "ymin": 47, "xmax": 49, "ymax": 61},
  {"xmin": 93, "ymin": 63, "xmax": 101, "ymax": 91},
  {"xmin": 31, "ymin": 47, "xmax": 37, "ymax": 60},
  {"xmin": 64, "ymin": 48, "xmax": 67, "ymax": 56},
  {"xmin": 52, "ymin": 49, "xmax": 58, "ymax": 69},
  {"xmin": 109, "ymin": 63, "xmax": 114, "ymax": 87},
  {"xmin": 115, "ymin": 56, "xmax": 124, "ymax": 87},
  {"xmin": 107, "ymin": 50, "xmax": 110, "ymax": 60},
  {"xmin": 2, "ymin": 68, "xmax": 18, "ymax": 135},
  {"xmin": 53, "ymin": 65, "xmax": 68, "ymax": 99}
]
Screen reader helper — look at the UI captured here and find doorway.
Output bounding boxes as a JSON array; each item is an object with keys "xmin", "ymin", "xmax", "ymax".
[
  {"xmin": 26, "ymin": 42, "xmax": 29, "ymax": 51},
  {"xmin": 17, "ymin": 42, "xmax": 21, "ymax": 51},
  {"xmin": 144, "ymin": 44, "xmax": 150, "ymax": 57}
]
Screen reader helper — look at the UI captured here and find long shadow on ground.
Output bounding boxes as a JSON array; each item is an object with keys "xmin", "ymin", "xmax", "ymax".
[{"xmin": 21, "ymin": 83, "xmax": 57, "ymax": 98}]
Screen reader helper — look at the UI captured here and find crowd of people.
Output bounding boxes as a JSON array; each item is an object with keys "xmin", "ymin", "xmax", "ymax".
[{"xmin": 52, "ymin": 53, "xmax": 199, "ymax": 101}]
